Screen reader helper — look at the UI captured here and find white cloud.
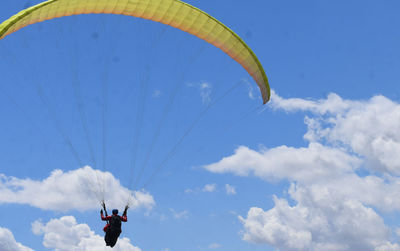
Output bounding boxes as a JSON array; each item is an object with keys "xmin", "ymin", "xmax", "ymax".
[
  {"xmin": 204, "ymin": 93, "xmax": 400, "ymax": 212},
  {"xmin": 169, "ymin": 208, "xmax": 189, "ymax": 219},
  {"xmin": 204, "ymin": 92, "xmax": 400, "ymax": 250},
  {"xmin": 242, "ymin": 79, "xmax": 256, "ymax": 100},
  {"xmin": 186, "ymin": 81, "xmax": 213, "ymax": 105},
  {"xmin": 185, "ymin": 183, "xmax": 219, "ymax": 194},
  {"xmin": 184, "ymin": 188, "xmax": 195, "ymax": 194},
  {"xmin": 271, "ymin": 91, "xmax": 400, "ymax": 176},
  {"xmin": 204, "ymin": 143, "xmax": 361, "ymax": 184},
  {"xmin": 0, "ymin": 227, "xmax": 33, "ymax": 251},
  {"xmin": 187, "ymin": 183, "xmax": 234, "ymax": 195},
  {"xmin": 200, "ymin": 82, "xmax": 212, "ymax": 105},
  {"xmin": 209, "ymin": 243, "xmax": 221, "ymax": 249},
  {"xmin": 202, "ymin": 184, "xmax": 217, "ymax": 193},
  {"xmin": 269, "ymin": 90, "xmax": 351, "ymax": 115},
  {"xmin": 32, "ymin": 215, "xmax": 141, "ymax": 251},
  {"xmin": 206, "ymin": 144, "xmax": 400, "ymax": 212},
  {"xmin": 225, "ymin": 184, "xmax": 236, "ymax": 195},
  {"xmin": 239, "ymin": 192, "xmax": 392, "ymax": 251},
  {"xmin": 0, "ymin": 166, "xmax": 155, "ymax": 211}
]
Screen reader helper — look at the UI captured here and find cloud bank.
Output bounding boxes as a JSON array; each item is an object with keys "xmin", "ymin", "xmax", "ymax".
[
  {"xmin": 204, "ymin": 91, "xmax": 400, "ymax": 250},
  {"xmin": 0, "ymin": 166, "xmax": 155, "ymax": 211}
]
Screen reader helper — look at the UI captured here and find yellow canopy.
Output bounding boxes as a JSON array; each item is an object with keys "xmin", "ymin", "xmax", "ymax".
[{"xmin": 0, "ymin": 0, "xmax": 270, "ymax": 103}]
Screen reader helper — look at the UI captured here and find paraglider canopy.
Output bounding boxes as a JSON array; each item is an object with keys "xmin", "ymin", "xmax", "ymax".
[{"xmin": 0, "ymin": 0, "xmax": 270, "ymax": 103}]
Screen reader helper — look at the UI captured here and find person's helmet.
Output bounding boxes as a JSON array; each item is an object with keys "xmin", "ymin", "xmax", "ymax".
[{"xmin": 112, "ymin": 209, "xmax": 118, "ymax": 215}]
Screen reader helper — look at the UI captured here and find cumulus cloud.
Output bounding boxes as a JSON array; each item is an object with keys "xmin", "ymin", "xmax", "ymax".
[
  {"xmin": 0, "ymin": 227, "xmax": 33, "ymax": 251},
  {"xmin": 32, "ymin": 215, "xmax": 141, "ymax": 251},
  {"xmin": 225, "ymin": 184, "xmax": 236, "ymax": 195},
  {"xmin": 205, "ymin": 146, "xmax": 400, "ymax": 212},
  {"xmin": 239, "ymin": 192, "xmax": 392, "ymax": 251},
  {"xmin": 0, "ymin": 166, "xmax": 155, "ymax": 211},
  {"xmin": 203, "ymin": 92, "xmax": 400, "ymax": 250},
  {"xmin": 269, "ymin": 90, "xmax": 352, "ymax": 115},
  {"xmin": 271, "ymin": 91, "xmax": 400, "ymax": 175},
  {"xmin": 204, "ymin": 143, "xmax": 361, "ymax": 184}
]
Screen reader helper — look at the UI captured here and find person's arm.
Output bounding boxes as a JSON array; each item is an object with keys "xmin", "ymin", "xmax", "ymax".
[
  {"xmin": 120, "ymin": 215, "xmax": 127, "ymax": 222},
  {"xmin": 100, "ymin": 210, "xmax": 110, "ymax": 221},
  {"xmin": 121, "ymin": 206, "xmax": 128, "ymax": 222}
]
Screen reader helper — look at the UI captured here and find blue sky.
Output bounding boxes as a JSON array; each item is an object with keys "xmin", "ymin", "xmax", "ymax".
[{"xmin": 1, "ymin": 1, "xmax": 400, "ymax": 250}]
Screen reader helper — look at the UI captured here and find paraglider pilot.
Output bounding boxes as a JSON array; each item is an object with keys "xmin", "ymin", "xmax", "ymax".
[{"xmin": 101, "ymin": 202, "xmax": 128, "ymax": 248}]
